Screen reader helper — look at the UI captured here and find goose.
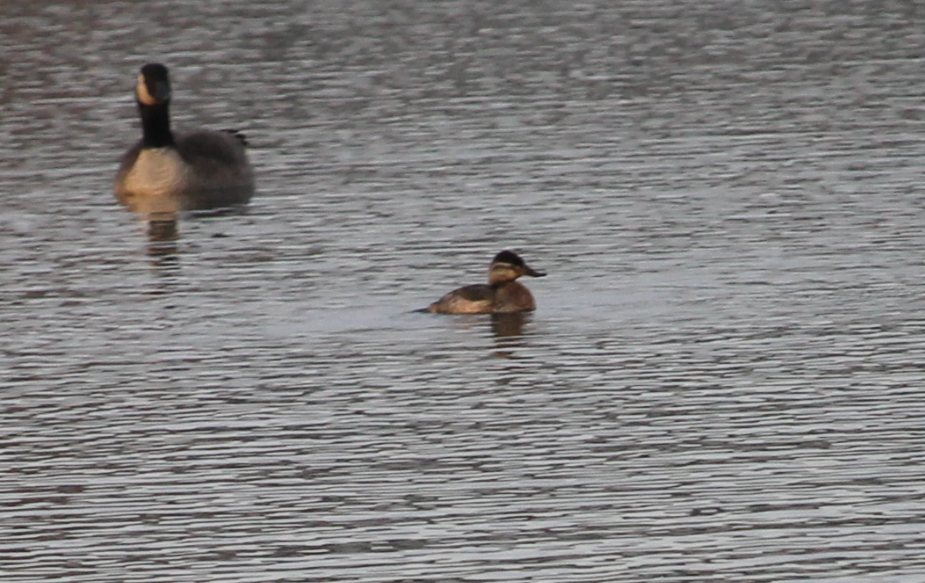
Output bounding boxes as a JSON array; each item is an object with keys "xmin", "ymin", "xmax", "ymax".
[{"xmin": 114, "ymin": 63, "xmax": 255, "ymax": 213}]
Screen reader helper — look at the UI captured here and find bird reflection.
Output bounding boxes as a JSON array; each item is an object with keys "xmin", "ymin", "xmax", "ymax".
[
  {"xmin": 490, "ymin": 312, "xmax": 531, "ymax": 358},
  {"xmin": 144, "ymin": 212, "xmax": 179, "ymax": 265},
  {"xmin": 491, "ymin": 312, "xmax": 529, "ymax": 338}
]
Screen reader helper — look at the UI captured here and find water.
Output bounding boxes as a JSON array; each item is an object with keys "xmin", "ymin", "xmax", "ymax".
[{"xmin": 3, "ymin": 1, "xmax": 925, "ymax": 581}]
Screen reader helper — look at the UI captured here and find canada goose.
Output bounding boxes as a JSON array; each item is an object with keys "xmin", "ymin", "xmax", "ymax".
[
  {"xmin": 114, "ymin": 63, "xmax": 255, "ymax": 213},
  {"xmin": 427, "ymin": 250, "xmax": 546, "ymax": 314}
]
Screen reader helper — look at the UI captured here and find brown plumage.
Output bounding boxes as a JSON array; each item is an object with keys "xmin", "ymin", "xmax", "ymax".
[{"xmin": 427, "ymin": 251, "xmax": 546, "ymax": 314}]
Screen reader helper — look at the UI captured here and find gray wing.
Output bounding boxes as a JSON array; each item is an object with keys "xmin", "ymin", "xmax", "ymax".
[
  {"xmin": 176, "ymin": 130, "xmax": 250, "ymax": 167},
  {"xmin": 175, "ymin": 130, "xmax": 255, "ymax": 209}
]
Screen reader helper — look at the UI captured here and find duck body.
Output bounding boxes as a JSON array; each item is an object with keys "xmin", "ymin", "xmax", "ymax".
[
  {"xmin": 427, "ymin": 251, "xmax": 545, "ymax": 314},
  {"xmin": 114, "ymin": 63, "xmax": 254, "ymax": 213}
]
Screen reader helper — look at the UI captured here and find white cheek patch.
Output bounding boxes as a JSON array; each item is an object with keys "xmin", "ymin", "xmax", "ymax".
[{"xmin": 136, "ymin": 74, "xmax": 158, "ymax": 105}]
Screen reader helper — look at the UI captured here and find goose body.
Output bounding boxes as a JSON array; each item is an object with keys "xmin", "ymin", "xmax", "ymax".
[{"xmin": 114, "ymin": 63, "xmax": 254, "ymax": 213}]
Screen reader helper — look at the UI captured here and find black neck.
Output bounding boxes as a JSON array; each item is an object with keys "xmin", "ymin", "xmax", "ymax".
[{"xmin": 138, "ymin": 100, "xmax": 175, "ymax": 148}]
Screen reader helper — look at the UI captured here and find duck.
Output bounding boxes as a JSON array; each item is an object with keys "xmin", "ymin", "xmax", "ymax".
[
  {"xmin": 114, "ymin": 63, "xmax": 255, "ymax": 213},
  {"xmin": 427, "ymin": 250, "xmax": 546, "ymax": 314}
]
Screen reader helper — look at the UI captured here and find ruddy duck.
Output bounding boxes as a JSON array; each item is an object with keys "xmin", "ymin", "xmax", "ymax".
[
  {"xmin": 114, "ymin": 63, "xmax": 255, "ymax": 213},
  {"xmin": 427, "ymin": 250, "xmax": 546, "ymax": 314}
]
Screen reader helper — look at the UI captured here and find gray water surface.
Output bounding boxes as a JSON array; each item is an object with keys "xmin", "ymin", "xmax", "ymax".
[{"xmin": 3, "ymin": 1, "xmax": 925, "ymax": 582}]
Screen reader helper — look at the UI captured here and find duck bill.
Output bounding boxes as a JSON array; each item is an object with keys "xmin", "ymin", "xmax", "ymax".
[{"xmin": 525, "ymin": 266, "xmax": 546, "ymax": 277}]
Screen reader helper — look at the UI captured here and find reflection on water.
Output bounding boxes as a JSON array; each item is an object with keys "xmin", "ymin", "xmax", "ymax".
[
  {"xmin": 3, "ymin": 1, "xmax": 925, "ymax": 582},
  {"xmin": 145, "ymin": 213, "xmax": 179, "ymax": 259},
  {"xmin": 491, "ymin": 312, "xmax": 531, "ymax": 358},
  {"xmin": 491, "ymin": 312, "xmax": 529, "ymax": 338}
]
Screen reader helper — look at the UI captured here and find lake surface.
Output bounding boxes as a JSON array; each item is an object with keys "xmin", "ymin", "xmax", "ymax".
[{"xmin": 3, "ymin": 1, "xmax": 925, "ymax": 581}]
